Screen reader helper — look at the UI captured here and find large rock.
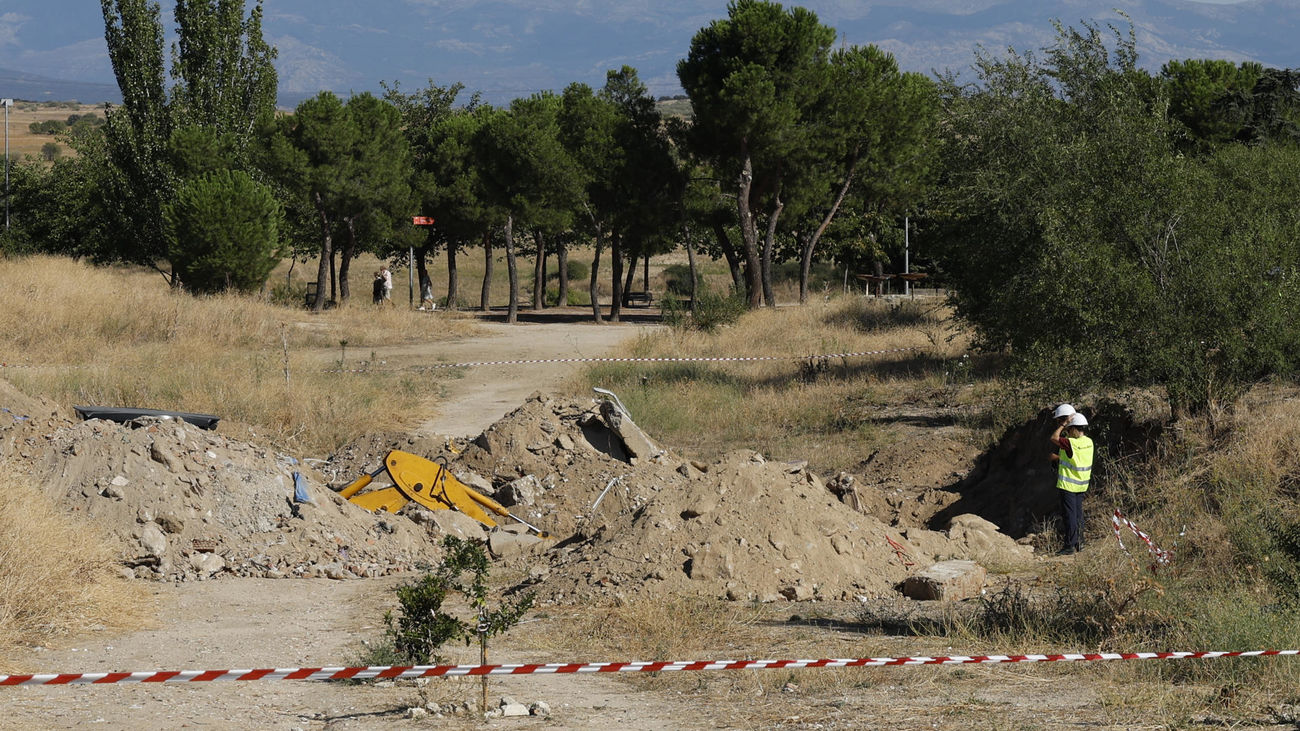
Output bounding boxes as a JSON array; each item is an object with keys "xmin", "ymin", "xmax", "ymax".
[
  {"xmin": 189, "ymin": 552, "xmax": 225, "ymax": 577},
  {"xmin": 902, "ymin": 560, "xmax": 986, "ymax": 601},
  {"xmin": 599, "ymin": 400, "xmax": 660, "ymax": 461},
  {"xmin": 496, "ymin": 474, "xmax": 544, "ymax": 507},
  {"xmin": 488, "ymin": 528, "xmax": 542, "ymax": 558},
  {"xmin": 139, "ymin": 523, "xmax": 168, "ymax": 558},
  {"xmin": 430, "ymin": 510, "xmax": 488, "ymax": 541}
]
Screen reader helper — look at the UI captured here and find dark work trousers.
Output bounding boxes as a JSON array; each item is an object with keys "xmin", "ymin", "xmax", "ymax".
[{"xmin": 1060, "ymin": 489, "xmax": 1085, "ymax": 550}]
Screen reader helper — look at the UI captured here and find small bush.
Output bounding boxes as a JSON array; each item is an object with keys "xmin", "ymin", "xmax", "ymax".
[
  {"xmin": 546, "ymin": 287, "xmax": 591, "ymax": 306},
  {"xmin": 659, "ymin": 287, "xmax": 746, "ymax": 333},
  {"xmin": 662, "ymin": 263, "xmax": 699, "ymax": 296},
  {"xmin": 383, "ymin": 536, "xmax": 534, "ymax": 665}
]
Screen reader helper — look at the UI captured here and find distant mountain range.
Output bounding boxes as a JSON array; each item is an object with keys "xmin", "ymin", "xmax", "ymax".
[{"xmin": 0, "ymin": 0, "xmax": 1294, "ymax": 106}]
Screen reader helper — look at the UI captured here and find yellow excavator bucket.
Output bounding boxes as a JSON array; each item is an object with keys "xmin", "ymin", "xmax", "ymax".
[{"xmin": 341, "ymin": 450, "xmax": 549, "ymax": 537}]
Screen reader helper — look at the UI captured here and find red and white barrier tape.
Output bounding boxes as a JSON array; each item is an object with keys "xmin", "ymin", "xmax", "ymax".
[
  {"xmin": 1112, "ymin": 509, "xmax": 1173, "ymax": 568},
  {"xmin": 4, "ymin": 650, "xmax": 1297, "ymax": 686},
  {"xmin": 321, "ymin": 347, "xmax": 923, "ymax": 374}
]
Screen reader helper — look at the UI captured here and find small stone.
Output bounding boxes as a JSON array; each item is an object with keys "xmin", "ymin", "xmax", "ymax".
[
  {"xmin": 423, "ymin": 702, "xmax": 442, "ymax": 713},
  {"xmin": 406, "ymin": 707, "xmax": 428, "ymax": 719},
  {"xmin": 156, "ymin": 512, "xmax": 185, "ymax": 534},
  {"xmin": 529, "ymin": 701, "xmax": 551, "ymax": 716},
  {"xmin": 555, "ymin": 434, "xmax": 575, "ymax": 451},
  {"xmin": 496, "ymin": 474, "xmax": 544, "ymax": 506},
  {"xmin": 110, "ymin": 475, "xmax": 129, "ymax": 487},
  {"xmin": 501, "ymin": 703, "xmax": 529, "ymax": 717},
  {"xmin": 319, "ymin": 562, "xmax": 354, "ymax": 580}
]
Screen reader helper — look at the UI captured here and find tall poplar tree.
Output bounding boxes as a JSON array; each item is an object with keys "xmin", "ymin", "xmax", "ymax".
[{"xmin": 99, "ymin": 0, "xmax": 277, "ymax": 282}]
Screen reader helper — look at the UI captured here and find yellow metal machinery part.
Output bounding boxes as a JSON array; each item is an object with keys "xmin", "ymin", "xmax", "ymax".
[{"xmin": 338, "ymin": 450, "xmax": 548, "ymax": 537}]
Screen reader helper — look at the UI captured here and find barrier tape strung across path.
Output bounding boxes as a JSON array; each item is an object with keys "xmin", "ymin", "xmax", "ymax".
[
  {"xmin": 1112, "ymin": 509, "xmax": 1173, "ymax": 568},
  {"xmin": 0, "ymin": 347, "xmax": 923, "ymax": 375},
  {"xmin": 4, "ymin": 649, "xmax": 1297, "ymax": 686},
  {"xmin": 320, "ymin": 347, "xmax": 924, "ymax": 374}
]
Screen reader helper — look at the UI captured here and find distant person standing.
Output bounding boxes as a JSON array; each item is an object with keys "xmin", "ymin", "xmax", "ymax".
[
  {"xmin": 380, "ymin": 266, "xmax": 393, "ymax": 306},
  {"xmin": 1049, "ymin": 411, "xmax": 1093, "ymax": 555},
  {"xmin": 372, "ymin": 270, "xmax": 384, "ymax": 305}
]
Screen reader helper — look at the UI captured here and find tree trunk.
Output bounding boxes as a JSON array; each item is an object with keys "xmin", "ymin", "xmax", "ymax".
[
  {"xmin": 761, "ymin": 188, "xmax": 784, "ymax": 308},
  {"xmin": 622, "ymin": 250, "xmax": 638, "ymax": 307},
  {"xmin": 643, "ymin": 250, "xmax": 650, "ymax": 294},
  {"xmin": 446, "ymin": 242, "xmax": 458, "ymax": 310},
  {"xmin": 557, "ymin": 237, "xmax": 569, "ymax": 307},
  {"xmin": 532, "ymin": 230, "xmax": 545, "ymax": 310},
  {"xmin": 712, "ymin": 220, "xmax": 743, "ymax": 294},
  {"xmin": 590, "ymin": 223, "xmax": 604, "ymax": 324},
  {"xmin": 339, "ymin": 216, "xmax": 357, "ymax": 303},
  {"xmin": 329, "ymin": 246, "xmax": 338, "ymax": 305},
  {"xmin": 799, "ymin": 158, "xmax": 857, "ymax": 304},
  {"xmin": 610, "ymin": 230, "xmax": 624, "ymax": 323},
  {"xmin": 312, "ymin": 192, "xmax": 331, "ymax": 313},
  {"xmin": 683, "ymin": 218, "xmax": 699, "ymax": 315},
  {"xmin": 736, "ymin": 153, "xmax": 762, "ymax": 308},
  {"xmin": 505, "ymin": 214, "xmax": 519, "ymax": 324},
  {"xmin": 480, "ymin": 229, "xmax": 493, "ymax": 312}
]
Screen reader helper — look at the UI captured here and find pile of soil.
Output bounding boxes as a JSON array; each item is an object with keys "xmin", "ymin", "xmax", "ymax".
[
  {"xmin": 438, "ymin": 393, "xmax": 1033, "ymax": 604},
  {"xmin": 19, "ymin": 409, "xmax": 436, "ymax": 582},
  {"xmin": 3, "ymin": 378, "xmax": 1038, "ymax": 602}
]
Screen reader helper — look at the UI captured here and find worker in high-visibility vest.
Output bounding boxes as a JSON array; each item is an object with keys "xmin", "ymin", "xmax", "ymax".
[{"xmin": 1049, "ymin": 411, "xmax": 1093, "ymax": 555}]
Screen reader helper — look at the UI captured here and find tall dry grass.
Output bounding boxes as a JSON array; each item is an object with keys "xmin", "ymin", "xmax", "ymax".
[
  {"xmin": 0, "ymin": 256, "xmax": 478, "ymax": 453},
  {"xmin": 0, "ymin": 465, "xmax": 149, "ymax": 670},
  {"xmin": 576, "ymin": 297, "xmax": 970, "ymax": 471}
]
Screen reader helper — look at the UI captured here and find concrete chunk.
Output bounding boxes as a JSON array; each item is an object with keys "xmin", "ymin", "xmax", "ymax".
[{"xmin": 902, "ymin": 559, "xmax": 986, "ymax": 601}]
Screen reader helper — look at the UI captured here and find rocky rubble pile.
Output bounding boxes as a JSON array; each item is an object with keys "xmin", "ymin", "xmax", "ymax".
[
  {"xmin": 414, "ymin": 393, "xmax": 1033, "ymax": 604},
  {"xmin": 25, "ymin": 413, "xmax": 437, "ymax": 582}
]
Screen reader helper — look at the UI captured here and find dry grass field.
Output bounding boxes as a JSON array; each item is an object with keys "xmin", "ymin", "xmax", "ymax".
[
  {"xmin": 1, "ymin": 101, "xmax": 101, "ymax": 161},
  {"xmin": 0, "ymin": 255, "xmax": 479, "ymax": 453}
]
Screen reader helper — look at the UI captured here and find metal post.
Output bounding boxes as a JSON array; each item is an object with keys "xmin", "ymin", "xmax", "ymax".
[
  {"xmin": 408, "ymin": 246, "xmax": 414, "ymax": 308},
  {"xmin": 903, "ymin": 215, "xmax": 910, "ymax": 297},
  {"xmin": 3, "ymin": 98, "xmax": 12, "ymax": 231}
]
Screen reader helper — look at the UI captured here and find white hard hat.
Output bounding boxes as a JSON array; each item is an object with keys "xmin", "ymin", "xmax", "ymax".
[
  {"xmin": 1053, "ymin": 404, "xmax": 1076, "ymax": 419},
  {"xmin": 1069, "ymin": 412, "xmax": 1088, "ymax": 427}
]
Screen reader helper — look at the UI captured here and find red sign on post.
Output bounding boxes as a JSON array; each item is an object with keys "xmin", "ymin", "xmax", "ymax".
[{"xmin": 412, "ymin": 216, "xmax": 436, "ymax": 226}]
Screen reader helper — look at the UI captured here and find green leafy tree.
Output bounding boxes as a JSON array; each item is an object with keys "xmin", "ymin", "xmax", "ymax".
[
  {"xmin": 935, "ymin": 18, "xmax": 1300, "ymax": 409},
  {"xmin": 384, "ymin": 81, "xmax": 485, "ymax": 310},
  {"xmin": 558, "ymin": 81, "xmax": 620, "ymax": 322},
  {"xmin": 1162, "ymin": 59, "xmax": 1261, "ymax": 147},
  {"xmin": 678, "ymin": 0, "xmax": 836, "ymax": 307},
  {"xmin": 787, "ymin": 45, "xmax": 938, "ymax": 303},
  {"xmin": 474, "ymin": 94, "xmax": 583, "ymax": 323},
  {"xmin": 97, "ymin": 0, "xmax": 277, "ymax": 282},
  {"xmin": 164, "ymin": 168, "xmax": 283, "ymax": 293}
]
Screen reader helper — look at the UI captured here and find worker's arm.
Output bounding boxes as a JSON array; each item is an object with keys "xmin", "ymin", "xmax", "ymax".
[{"xmin": 1048, "ymin": 425, "xmax": 1071, "ymax": 462}]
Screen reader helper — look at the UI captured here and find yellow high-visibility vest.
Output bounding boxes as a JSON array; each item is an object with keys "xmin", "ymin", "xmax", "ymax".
[{"xmin": 1057, "ymin": 435, "xmax": 1094, "ymax": 493}]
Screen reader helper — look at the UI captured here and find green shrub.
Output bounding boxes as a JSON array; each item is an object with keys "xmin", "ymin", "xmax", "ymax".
[
  {"xmin": 662, "ymin": 263, "xmax": 699, "ymax": 296},
  {"xmin": 164, "ymin": 169, "xmax": 284, "ymax": 294},
  {"xmin": 660, "ymin": 288, "xmax": 746, "ymax": 332},
  {"xmin": 546, "ymin": 287, "xmax": 591, "ymax": 306},
  {"xmin": 383, "ymin": 536, "xmax": 534, "ymax": 665}
]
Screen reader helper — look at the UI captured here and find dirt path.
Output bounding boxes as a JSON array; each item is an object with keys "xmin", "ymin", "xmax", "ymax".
[
  {"xmin": 1, "ymin": 579, "xmax": 711, "ymax": 730},
  {"xmin": 402, "ymin": 309, "xmax": 662, "ymax": 439}
]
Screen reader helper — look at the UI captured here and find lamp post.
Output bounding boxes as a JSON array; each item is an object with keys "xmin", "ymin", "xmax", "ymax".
[{"xmin": 3, "ymin": 98, "xmax": 11, "ymax": 231}]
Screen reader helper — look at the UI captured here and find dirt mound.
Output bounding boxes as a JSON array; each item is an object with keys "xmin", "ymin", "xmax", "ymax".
[
  {"xmin": 26, "ymin": 415, "xmax": 438, "ymax": 582},
  {"xmin": 427, "ymin": 393, "xmax": 1032, "ymax": 604}
]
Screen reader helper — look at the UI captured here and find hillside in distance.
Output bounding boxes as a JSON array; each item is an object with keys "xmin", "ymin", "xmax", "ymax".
[{"xmin": 0, "ymin": 0, "xmax": 1295, "ymax": 105}]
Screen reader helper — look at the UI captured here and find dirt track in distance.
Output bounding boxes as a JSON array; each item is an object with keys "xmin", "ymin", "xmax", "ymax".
[{"xmin": 407, "ymin": 308, "xmax": 663, "ymax": 438}]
